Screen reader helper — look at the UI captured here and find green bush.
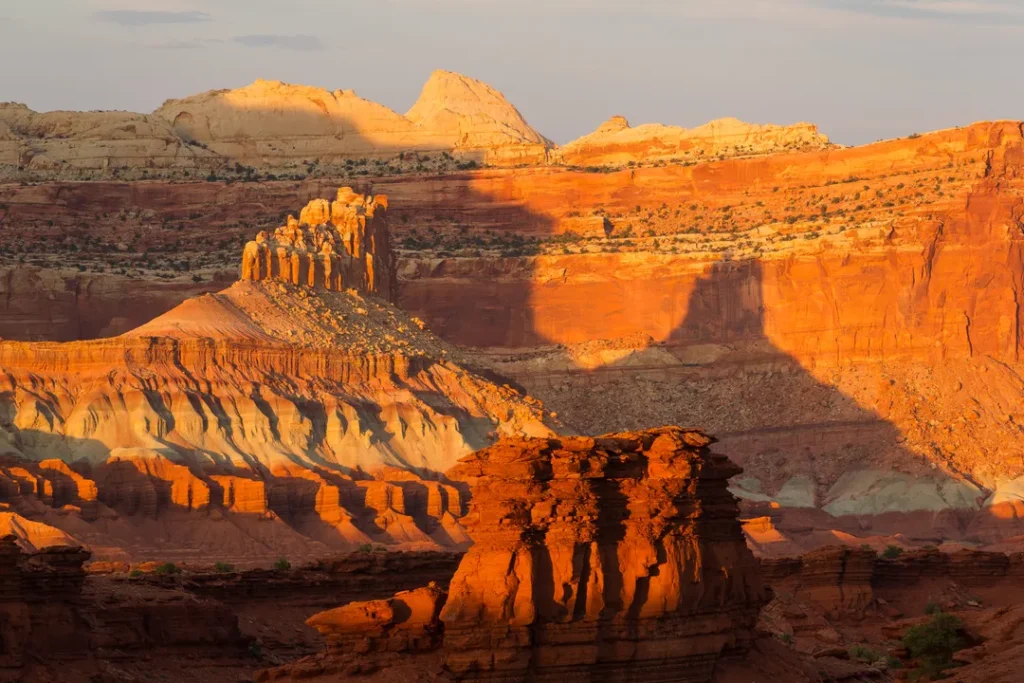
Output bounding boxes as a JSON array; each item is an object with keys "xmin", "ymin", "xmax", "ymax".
[
  {"xmin": 925, "ymin": 602, "xmax": 941, "ymax": 615},
  {"xmin": 882, "ymin": 545, "xmax": 904, "ymax": 559},
  {"xmin": 358, "ymin": 543, "xmax": 374, "ymax": 553},
  {"xmin": 129, "ymin": 568, "xmax": 143, "ymax": 578},
  {"xmin": 248, "ymin": 640, "xmax": 263, "ymax": 659},
  {"xmin": 849, "ymin": 644, "xmax": 880, "ymax": 662},
  {"xmin": 214, "ymin": 562, "xmax": 235, "ymax": 573},
  {"xmin": 778, "ymin": 632, "xmax": 793, "ymax": 645},
  {"xmin": 154, "ymin": 562, "xmax": 179, "ymax": 575},
  {"xmin": 274, "ymin": 557, "xmax": 291, "ymax": 571},
  {"xmin": 902, "ymin": 612, "xmax": 965, "ymax": 678}
]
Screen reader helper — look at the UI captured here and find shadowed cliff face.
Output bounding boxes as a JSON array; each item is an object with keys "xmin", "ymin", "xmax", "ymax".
[
  {"xmin": 3, "ymin": 116, "xmax": 1024, "ymax": 551},
  {"xmin": 391, "ymin": 124, "xmax": 1024, "ymax": 549},
  {"xmin": 425, "ymin": 124, "xmax": 1024, "ymax": 502},
  {"xmin": 511, "ymin": 254, "xmax": 1024, "ymax": 552}
]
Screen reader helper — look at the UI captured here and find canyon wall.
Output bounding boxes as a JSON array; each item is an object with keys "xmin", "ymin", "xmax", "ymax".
[
  {"xmin": 0, "ymin": 276, "xmax": 553, "ymax": 560},
  {"xmin": 3, "ymin": 121, "xmax": 1024, "ymax": 545},
  {"xmin": 0, "ymin": 537, "xmax": 242, "ymax": 682}
]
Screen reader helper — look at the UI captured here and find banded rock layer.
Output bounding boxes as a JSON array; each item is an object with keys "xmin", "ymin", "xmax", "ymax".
[
  {"xmin": 0, "ymin": 190, "xmax": 555, "ymax": 561},
  {"xmin": 439, "ymin": 427, "xmax": 766, "ymax": 681},
  {"xmin": 261, "ymin": 427, "xmax": 767, "ymax": 682},
  {"xmin": 555, "ymin": 115, "xmax": 830, "ymax": 166}
]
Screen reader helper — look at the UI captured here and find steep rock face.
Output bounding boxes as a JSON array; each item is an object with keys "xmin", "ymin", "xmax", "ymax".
[
  {"xmin": 241, "ymin": 187, "xmax": 395, "ymax": 299},
  {"xmin": 0, "ymin": 537, "xmax": 91, "ymax": 670},
  {"xmin": 555, "ymin": 115, "xmax": 830, "ymax": 166},
  {"xmin": 0, "ymin": 300, "xmax": 547, "ymax": 558},
  {"xmin": 439, "ymin": 427, "xmax": 766, "ymax": 682},
  {"xmin": 0, "ymin": 537, "xmax": 243, "ymax": 680},
  {"xmin": 787, "ymin": 546, "xmax": 876, "ymax": 617}
]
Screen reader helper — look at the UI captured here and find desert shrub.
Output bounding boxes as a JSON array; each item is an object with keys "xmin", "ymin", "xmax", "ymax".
[
  {"xmin": 154, "ymin": 562, "xmax": 179, "ymax": 575},
  {"xmin": 248, "ymin": 640, "xmax": 263, "ymax": 659},
  {"xmin": 778, "ymin": 632, "xmax": 793, "ymax": 645},
  {"xmin": 274, "ymin": 557, "xmax": 291, "ymax": 571},
  {"xmin": 849, "ymin": 644, "xmax": 880, "ymax": 662},
  {"xmin": 358, "ymin": 543, "xmax": 374, "ymax": 553},
  {"xmin": 925, "ymin": 602, "xmax": 941, "ymax": 615},
  {"xmin": 214, "ymin": 562, "xmax": 235, "ymax": 573},
  {"xmin": 882, "ymin": 545, "xmax": 904, "ymax": 559},
  {"xmin": 901, "ymin": 612, "xmax": 965, "ymax": 678},
  {"xmin": 129, "ymin": 569, "xmax": 143, "ymax": 578}
]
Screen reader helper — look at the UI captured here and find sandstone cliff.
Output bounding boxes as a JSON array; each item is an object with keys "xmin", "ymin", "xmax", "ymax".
[
  {"xmin": 260, "ymin": 427, "xmax": 766, "ymax": 682},
  {"xmin": 241, "ymin": 187, "xmax": 395, "ymax": 298},
  {"xmin": 0, "ymin": 189, "xmax": 556, "ymax": 562},
  {"xmin": 555, "ymin": 115, "xmax": 830, "ymax": 166},
  {"xmin": 0, "ymin": 70, "xmax": 551, "ymax": 180},
  {"xmin": 439, "ymin": 427, "xmax": 766, "ymax": 681},
  {"xmin": 6, "ymin": 117, "xmax": 1024, "ymax": 549},
  {"xmin": 0, "ymin": 536, "xmax": 245, "ymax": 682}
]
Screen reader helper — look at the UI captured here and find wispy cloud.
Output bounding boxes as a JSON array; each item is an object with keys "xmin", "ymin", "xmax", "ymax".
[
  {"xmin": 144, "ymin": 38, "xmax": 220, "ymax": 49},
  {"xmin": 93, "ymin": 10, "xmax": 211, "ymax": 26},
  {"xmin": 810, "ymin": 0, "xmax": 1024, "ymax": 24},
  {"xmin": 234, "ymin": 34, "xmax": 324, "ymax": 51},
  {"xmin": 379, "ymin": 0, "xmax": 1023, "ymax": 26}
]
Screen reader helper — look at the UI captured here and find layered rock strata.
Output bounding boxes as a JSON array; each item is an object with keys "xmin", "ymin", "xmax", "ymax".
[
  {"xmin": 241, "ymin": 187, "xmax": 395, "ymax": 300},
  {"xmin": 555, "ymin": 115, "xmax": 830, "ymax": 166},
  {"xmin": 0, "ymin": 536, "xmax": 243, "ymax": 681},
  {"xmin": 438, "ymin": 426, "xmax": 767, "ymax": 681},
  {"xmin": 0, "ymin": 535, "xmax": 91, "ymax": 670},
  {"xmin": 0, "ymin": 190, "xmax": 554, "ymax": 561}
]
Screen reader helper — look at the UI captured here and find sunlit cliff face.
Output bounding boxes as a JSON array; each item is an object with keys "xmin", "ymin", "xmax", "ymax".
[{"xmin": 413, "ymin": 122, "xmax": 1024, "ymax": 372}]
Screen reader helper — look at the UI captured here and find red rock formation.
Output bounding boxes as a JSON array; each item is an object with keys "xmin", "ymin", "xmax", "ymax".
[
  {"xmin": 555, "ymin": 115, "xmax": 830, "ymax": 167},
  {"xmin": 438, "ymin": 427, "xmax": 767, "ymax": 681},
  {"xmin": 786, "ymin": 546, "xmax": 876, "ymax": 617},
  {"xmin": 307, "ymin": 582, "xmax": 446, "ymax": 655},
  {"xmin": 241, "ymin": 187, "xmax": 396, "ymax": 301},
  {"xmin": 0, "ymin": 186, "xmax": 558, "ymax": 562},
  {"xmin": 0, "ymin": 535, "xmax": 245, "ymax": 682}
]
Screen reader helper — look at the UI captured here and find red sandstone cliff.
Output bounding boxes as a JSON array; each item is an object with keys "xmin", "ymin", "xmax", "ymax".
[
  {"xmin": 0, "ymin": 189, "xmax": 555, "ymax": 563},
  {"xmin": 4, "ymin": 121, "xmax": 1024, "ymax": 549},
  {"xmin": 260, "ymin": 427, "xmax": 767, "ymax": 683}
]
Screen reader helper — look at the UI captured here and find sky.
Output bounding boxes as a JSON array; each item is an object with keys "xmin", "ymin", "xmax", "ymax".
[{"xmin": 1, "ymin": 0, "xmax": 1022, "ymax": 146}]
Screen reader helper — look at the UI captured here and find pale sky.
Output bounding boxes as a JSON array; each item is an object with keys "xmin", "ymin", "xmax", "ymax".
[{"xmin": 1, "ymin": 0, "xmax": 1021, "ymax": 145}]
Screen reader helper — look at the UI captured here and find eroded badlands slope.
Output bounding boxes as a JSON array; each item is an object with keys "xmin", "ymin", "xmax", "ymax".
[{"xmin": 0, "ymin": 189, "xmax": 553, "ymax": 563}]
